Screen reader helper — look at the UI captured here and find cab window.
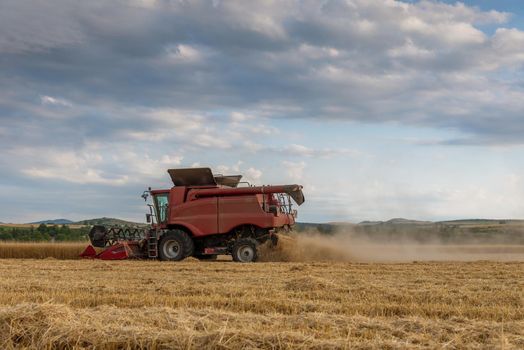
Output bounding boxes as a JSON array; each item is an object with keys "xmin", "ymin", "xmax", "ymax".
[{"xmin": 154, "ymin": 194, "xmax": 169, "ymax": 223}]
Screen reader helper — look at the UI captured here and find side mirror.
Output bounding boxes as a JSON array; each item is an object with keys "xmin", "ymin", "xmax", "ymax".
[{"xmin": 146, "ymin": 214, "xmax": 152, "ymax": 223}]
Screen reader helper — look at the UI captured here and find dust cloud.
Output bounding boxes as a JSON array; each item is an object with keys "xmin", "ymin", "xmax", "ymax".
[{"xmin": 258, "ymin": 230, "xmax": 524, "ymax": 262}]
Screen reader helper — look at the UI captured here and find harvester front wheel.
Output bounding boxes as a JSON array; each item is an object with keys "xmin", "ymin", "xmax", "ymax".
[
  {"xmin": 158, "ymin": 230, "xmax": 194, "ymax": 261},
  {"xmin": 232, "ymin": 238, "xmax": 258, "ymax": 263}
]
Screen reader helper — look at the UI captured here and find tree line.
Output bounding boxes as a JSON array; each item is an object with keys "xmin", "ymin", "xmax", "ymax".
[{"xmin": 0, "ymin": 224, "xmax": 89, "ymax": 241}]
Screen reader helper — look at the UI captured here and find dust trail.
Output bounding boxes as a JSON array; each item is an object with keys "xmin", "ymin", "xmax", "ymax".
[{"xmin": 258, "ymin": 231, "xmax": 524, "ymax": 262}]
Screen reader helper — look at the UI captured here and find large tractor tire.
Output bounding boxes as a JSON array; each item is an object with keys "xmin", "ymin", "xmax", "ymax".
[
  {"xmin": 232, "ymin": 238, "xmax": 258, "ymax": 263},
  {"xmin": 158, "ymin": 229, "xmax": 194, "ymax": 261}
]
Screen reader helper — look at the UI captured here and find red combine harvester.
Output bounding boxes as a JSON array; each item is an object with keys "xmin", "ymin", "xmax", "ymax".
[{"xmin": 80, "ymin": 167, "xmax": 304, "ymax": 262}]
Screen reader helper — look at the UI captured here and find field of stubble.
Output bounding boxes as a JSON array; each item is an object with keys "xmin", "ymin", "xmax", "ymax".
[{"xmin": 0, "ymin": 257, "xmax": 523, "ymax": 349}]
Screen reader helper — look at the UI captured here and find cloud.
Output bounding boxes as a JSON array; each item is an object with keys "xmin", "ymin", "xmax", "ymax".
[
  {"xmin": 40, "ymin": 95, "xmax": 72, "ymax": 107},
  {"xmin": 240, "ymin": 143, "xmax": 360, "ymax": 158},
  {"xmin": 10, "ymin": 143, "xmax": 184, "ymax": 186},
  {"xmin": 302, "ymin": 170, "xmax": 524, "ymax": 222},
  {"xmin": 281, "ymin": 160, "xmax": 306, "ymax": 182},
  {"xmin": 1, "ymin": 0, "xmax": 522, "ymax": 146},
  {"xmin": 243, "ymin": 167, "xmax": 262, "ymax": 184},
  {"xmin": 282, "ymin": 144, "xmax": 359, "ymax": 158},
  {"xmin": 163, "ymin": 44, "xmax": 205, "ymax": 65},
  {"xmin": 0, "ymin": 0, "xmax": 84, "ymax": 54},
  {"xmin": 230, "ymin": 112, "xmax": 253, "ymax": 122},
  {"xmin": 17, "ymin": 148, "xmax": 129, "ymax": 186},
  {"xmin": 1, "ymin": 0, "xmax": 524, "ymax": 222},
  {"xmin": 215, "ymin": 162, "xmax": 262, "ymax": 185}
]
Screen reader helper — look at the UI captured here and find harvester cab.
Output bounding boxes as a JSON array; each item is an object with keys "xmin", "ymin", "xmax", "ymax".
[
  {"xmin": 149, "ymin": 191, "xmax": 169, "ymax": 225},
  {"xmin": 81, "ymin": 167, "xmax": 304, "ymax": 262}
]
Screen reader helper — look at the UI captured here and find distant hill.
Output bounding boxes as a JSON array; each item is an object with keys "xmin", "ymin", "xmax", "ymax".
[
  {"xmin": 29, "ymin": 219, "xmax": 74, "ymax": 225},
  {"xmin": 385, "ymin": 218, "xmax": 433, "ymax": 225},
  {"xmin": 358, "ymin": 220, "xmax": 383, "ymax": 225},
  {"xmin": 73, "ymin": 217, "xmax": 143, "ymax": 226},
  {"xmin": 437, "ymin": 219, "xmax": 524, "ymax": 225},
  {"xmin": 358, "ymin": 218, "xmax": 432, "ymax": 225}
]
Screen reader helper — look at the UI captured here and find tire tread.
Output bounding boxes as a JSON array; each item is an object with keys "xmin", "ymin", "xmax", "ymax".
[{"xmin": 158, "ymin": 229, "xmax": 194, "ymax": 261}]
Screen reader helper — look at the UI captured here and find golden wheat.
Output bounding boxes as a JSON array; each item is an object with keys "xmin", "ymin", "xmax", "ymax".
[
  {"xmin": 0, "ymin": 242, "xmax": 87, "ymax": 259},
  {"xmin": 0, "ymin": 258, "xmax": 522, "ymax": 349}
]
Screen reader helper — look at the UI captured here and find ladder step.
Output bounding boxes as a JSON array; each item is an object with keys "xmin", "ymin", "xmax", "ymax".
[{"xmin": 147, "ymin": 235, "xmax": 158, "ymax": 258}]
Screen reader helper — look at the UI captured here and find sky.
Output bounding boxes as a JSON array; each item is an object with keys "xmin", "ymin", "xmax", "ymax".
[{"xmin": 1, "ymin": 0, "xmax": 524, "ymax": 223}]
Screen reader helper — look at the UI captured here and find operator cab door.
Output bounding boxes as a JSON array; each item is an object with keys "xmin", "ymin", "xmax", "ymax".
[{"xmin": 154, "ymin": 193, "xmax": 169, "ymax": 224}]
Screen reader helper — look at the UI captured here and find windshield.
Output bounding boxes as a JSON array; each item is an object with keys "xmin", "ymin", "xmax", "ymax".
[{"xmin": 154, "ymin": 194, "xmax": 169, "ymax": 223}]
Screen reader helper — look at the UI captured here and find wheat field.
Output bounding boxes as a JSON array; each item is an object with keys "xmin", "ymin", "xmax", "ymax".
[
  {"xmin": 0, "ymin": 256, "xmax": 523, "ymax": 349},
  {"xmin": 0, "ymin": 242, "xmax": 87, "ymax": 259}
]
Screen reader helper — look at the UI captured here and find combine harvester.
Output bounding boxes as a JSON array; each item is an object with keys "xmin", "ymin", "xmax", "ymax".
[{"xmin": 81, "ymin": 167, "xmax": 304, "ymax": 262}]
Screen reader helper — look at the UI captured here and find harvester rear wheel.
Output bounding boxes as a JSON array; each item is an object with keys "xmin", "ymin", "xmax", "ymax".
[
  {"xmin": 158, "ymin": 230, "xmax": 194, "ymax": 261},
  {"xmin": 232, "ymin": 238, "xmax": 258, "ymax": 263}
]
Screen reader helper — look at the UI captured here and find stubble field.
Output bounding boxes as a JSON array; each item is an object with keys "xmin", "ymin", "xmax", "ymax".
[{"xmin": 0, "ymin": 255, "xmax": 523, "ymax": 349}]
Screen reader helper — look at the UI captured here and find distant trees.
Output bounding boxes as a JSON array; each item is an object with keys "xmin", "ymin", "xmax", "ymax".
[{"xmin": 0, "ymin": 225, "xmax": 88, "ymax": 241}]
